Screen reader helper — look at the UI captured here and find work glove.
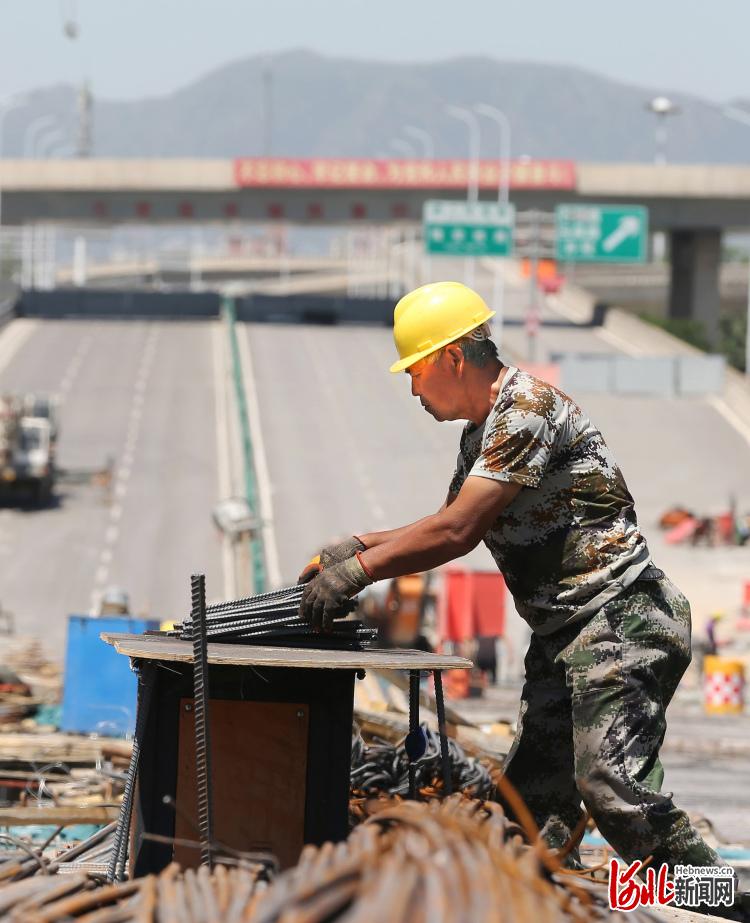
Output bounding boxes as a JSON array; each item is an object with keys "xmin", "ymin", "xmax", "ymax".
[
  {"xmin": 297, "ymin": 536, "xmax": 366, "ymax": 584},
  {"xmin": 299, "ymin": 555, "xmax": 373, "ymax": 633}
]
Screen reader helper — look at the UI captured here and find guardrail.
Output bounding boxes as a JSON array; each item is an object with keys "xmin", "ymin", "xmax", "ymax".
[
  {"xmin": 17, "ymin": 289, "xmax": 221, "ymax": 319},
  {"xmin": 223, "ymin": 296, "xmax": 266, "ymax": 594},
  {"xmin": 235, "ymin": 292, "xmax": 393, "ymax": 325},
  {"xmin": 0, "ymin": 282, "xmax": 18, "ymax": 328},
  {"xmin": 556, "ymin": 353, "xmax": 726, "ymax": 397},
  {"xmin": 14, "ymin": 289, "xmax": 395, "ymax": 326}
]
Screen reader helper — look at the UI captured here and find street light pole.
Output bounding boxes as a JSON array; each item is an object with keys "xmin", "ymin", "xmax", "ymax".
[
  {"xmin": 24, "ymin": 116, "xmax": 57, "ymax": 158},
  {"xmin": 475, "ymin": 103, "xmax": 512, "ymax": 346},
  {"xmin": 0, "ymin": 94, "xmax": 28, "ymax": 230},
  {"xmin": 646, "ymin": 96, "xmax": 681, "ymax": 166},
  {"xmin": 36, "ymin": 128, "xmax": 67, "ymax": 158},
  {"xmin": 402, "ymin": 126, "xmax": 436, "ymax": 284},
  {"xmin": 446, "ymin": 105, "xmax": 480, "ymax": 200},
  {"xmin": 389, "ymin": 139, "xmax": 419, "ymax": 289},
  {"xmin": 718, "ymin": 103, "xmax": 750, "ymax": 379},
  {"xmin": 446, "ymin": 105, "xmax": 481, "ymax": 287},
  {"xmin": 403, "ymin": 125, "xmax": 434, "ymax": 159},
  {"xmin": 389, "ymin": 138, "xmax": 416, "ymax": 158}
]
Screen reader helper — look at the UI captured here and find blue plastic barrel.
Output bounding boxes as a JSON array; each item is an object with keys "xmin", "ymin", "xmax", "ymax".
[{"xmin": 60, "ymin": 615, "xmax": 159, "ymax": 737}]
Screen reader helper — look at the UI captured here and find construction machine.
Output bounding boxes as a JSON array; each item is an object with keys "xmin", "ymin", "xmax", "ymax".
[{"xmin": 0, "ymin": 393, "xmax": 58, "ymax": 504}]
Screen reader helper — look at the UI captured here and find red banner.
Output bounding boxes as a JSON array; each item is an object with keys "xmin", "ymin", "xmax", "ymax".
[{"xmin": 233, "ymin": 158, "xmax": 575, "ymax": 190}]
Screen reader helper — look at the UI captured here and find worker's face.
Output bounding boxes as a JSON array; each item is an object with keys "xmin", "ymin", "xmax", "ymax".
[{"xmin": 407, "ymin": 346, "xmax": 464, "ymax": 421}]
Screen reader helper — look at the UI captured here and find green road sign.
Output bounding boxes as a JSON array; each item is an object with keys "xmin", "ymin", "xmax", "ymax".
[
  {"xmin": 423, "ymin": 200, "xmax": 515, "ymax": 257},
  {"xmin": 555, "ymin": 204, "xmax": 648, "ymax": 262}
]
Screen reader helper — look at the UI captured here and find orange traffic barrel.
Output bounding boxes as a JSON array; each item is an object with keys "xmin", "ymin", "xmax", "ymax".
[
  {"xmin": 703, "ymin": 655, "xmax": 745, "ymax": 714},
  {"xmin": 444, "ymin": 668, "xmax": 470, "ymax": 700}
]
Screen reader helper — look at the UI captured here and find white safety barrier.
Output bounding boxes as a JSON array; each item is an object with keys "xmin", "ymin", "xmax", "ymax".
[{"xmin": 557, "ymin": 353, "xmax": 726, "ymax": 397}]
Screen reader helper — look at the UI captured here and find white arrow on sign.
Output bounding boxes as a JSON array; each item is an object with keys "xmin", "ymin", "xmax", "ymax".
[{"xmin": 602, "ymin": 215, "xmax": 641, "ymax": 253}]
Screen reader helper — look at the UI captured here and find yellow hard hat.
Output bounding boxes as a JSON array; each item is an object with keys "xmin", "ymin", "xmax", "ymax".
[{"xmin": 389, "ymin": 281, "xmax": 495, "ymax": 373}]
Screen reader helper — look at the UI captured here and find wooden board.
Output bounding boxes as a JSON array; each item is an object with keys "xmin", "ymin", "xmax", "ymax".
[
  {"xmin": 174, "ymin": 698, "xmax": 309, "ymax": 871},
  {"xmin": 101, "ymin": 633, "xmax": 473, "ymax": 671},
  {"xmin": 0, "ymin": 806, "xmax": 119, "ymax": 824}
]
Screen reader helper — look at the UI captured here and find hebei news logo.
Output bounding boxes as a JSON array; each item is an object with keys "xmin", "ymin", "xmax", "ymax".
[{"xmin": 608, "ymin": 859, "xmax": 736, "ymax": 912}]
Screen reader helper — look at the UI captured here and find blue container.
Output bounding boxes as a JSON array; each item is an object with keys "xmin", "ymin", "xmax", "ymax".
[{"xmin": 61, "ymin": 615, "xmax": 159, "ymax": 737}]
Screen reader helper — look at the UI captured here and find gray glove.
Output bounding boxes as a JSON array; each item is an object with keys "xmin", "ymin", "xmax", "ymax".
[
  {"xmin": 299, "ymin": 556, "xmax": 373, "ymax": 632},
  {"xmin": 298, "ymin": 536, "xmax": 366, "ymax": 584}
]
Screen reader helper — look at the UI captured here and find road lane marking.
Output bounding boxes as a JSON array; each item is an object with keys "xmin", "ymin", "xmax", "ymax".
[
  {"xmin": 302, "ymin": 329, "xmax": 388, "ymax": 530},
  {"xmin": 89, "ymin": 325, "xmax": 159, "ymax": 614},
  {"xmin": 0, "ymin": 319, "xmax": 40, "ymax": 376},
  {"xmin": 58, "ymin": 333, "xmax": 94, "ymax": 400},
  {"xmin": 212, "ymin": 322, "xmax": 235, "ymax": 599},
  {"xmin": 707, "ymin": 396, "xmax": 750, "ymax": 449},
  {"xmin": 238, "ymin": 324, "xmax": 282, "ymax": 588}
]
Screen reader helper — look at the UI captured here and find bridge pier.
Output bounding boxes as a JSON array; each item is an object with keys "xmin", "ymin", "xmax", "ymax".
[{"xmin": 668, "ymin": 228, "xmax": 721, "ymax": 347}]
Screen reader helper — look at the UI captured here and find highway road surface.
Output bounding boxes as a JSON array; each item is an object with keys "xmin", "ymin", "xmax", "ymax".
[
  {"xmin": 0, "ymin": 318, "xmax": 223, "ymax": 652},
  {"xmin": 1, "ymin": 258, "xmax": 749, "ymax": 663}
]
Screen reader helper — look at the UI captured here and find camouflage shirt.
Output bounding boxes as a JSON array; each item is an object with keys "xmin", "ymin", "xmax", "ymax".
[{"xmin": 449, "ymin": 366, "xmax": 651, "ymax": 635}]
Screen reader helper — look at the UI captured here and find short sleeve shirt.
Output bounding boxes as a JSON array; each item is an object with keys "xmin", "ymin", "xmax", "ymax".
[{"xmin": 448, "ymin": 367, "xmax": 650, "ymax": 635}]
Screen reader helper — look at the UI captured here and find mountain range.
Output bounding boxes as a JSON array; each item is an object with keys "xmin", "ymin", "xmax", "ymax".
[{"xmin": 4, "ymin": 49, "xmax": 750, "ymax": 163}]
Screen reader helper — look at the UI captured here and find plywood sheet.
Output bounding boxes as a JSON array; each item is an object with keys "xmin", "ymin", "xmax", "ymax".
[
  {"xmin": 175, "ymin": 698, "xmax": 309, "ymax": 870},
  {"xmin": 101, "ymin": 633, "xmax": 473, "ymax": 671}
]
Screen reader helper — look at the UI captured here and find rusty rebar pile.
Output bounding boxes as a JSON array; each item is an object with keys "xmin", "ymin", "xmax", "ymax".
[
  {"xmin": 0, "ymin": 797, "xmax": 653, "ymax": 922},
  {"xmin": 249, "ymin": 795, "xmax": 610, "ymax": 923},
  {"xmin": 0, "ymin": 861, "xmax": 269, "ymax": 922},
  {"xmin": 350, "ymin": 725, "xmax": 494, "ymax": 810}
]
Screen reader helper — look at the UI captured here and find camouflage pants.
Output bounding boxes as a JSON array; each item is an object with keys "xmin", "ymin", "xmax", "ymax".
[{"xmin": 502, "ymin": 573, "xmax": 719, "ymax": 869}]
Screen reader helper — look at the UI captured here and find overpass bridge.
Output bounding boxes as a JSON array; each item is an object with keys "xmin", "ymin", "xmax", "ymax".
[{"xmin": 2, "ymin": 157, "xmax": 750, "ymax": 343}]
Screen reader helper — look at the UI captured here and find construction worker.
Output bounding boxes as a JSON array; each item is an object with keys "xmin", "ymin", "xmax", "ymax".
[{"xmin": 299, "ymin": 280, "xmax": 721, "ymax": 875}]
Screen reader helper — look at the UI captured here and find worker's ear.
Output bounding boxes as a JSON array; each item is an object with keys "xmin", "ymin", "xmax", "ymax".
[{"xmin": 443, "ymin": 343, "xmax": 464, "ymax": 374}]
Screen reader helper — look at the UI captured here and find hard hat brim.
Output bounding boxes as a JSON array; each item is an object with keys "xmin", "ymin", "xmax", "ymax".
[{"xmin": 389, "ymin": 311, "xmax": 496, "ymax": 373}]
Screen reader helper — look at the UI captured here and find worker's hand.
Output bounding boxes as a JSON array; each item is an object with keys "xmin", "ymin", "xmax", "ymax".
[
  {"xmin": 299, "ymin": 556, "xmax": 373, "ymax": 632},
  {"xmin": 297, "ymin": 536, "xmax": 366, "ymax": 584}
]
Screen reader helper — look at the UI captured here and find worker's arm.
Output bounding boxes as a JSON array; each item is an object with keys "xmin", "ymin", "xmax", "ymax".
[
  {"xmin": 356, "ymin": 492, "xmax": 456, "ymax": 550},
  {"xmin": 299, "ymin": 496, "xmax": 455, "ymax": 582},
  {"xmin": 299, "ymin": 478, "xmax": 519, "ymax": 631},
  {"xmin": 359, "ymin": 476, "xmax": 521, "ymax": 580}
]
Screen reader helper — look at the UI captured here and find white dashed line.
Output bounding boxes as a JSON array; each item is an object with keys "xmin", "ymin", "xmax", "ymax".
[{"xmin": 88, "ymin": 325, "xmax": 159, "ymax": 609}]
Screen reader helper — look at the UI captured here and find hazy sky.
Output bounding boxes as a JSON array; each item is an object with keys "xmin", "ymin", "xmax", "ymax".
[{"xmin": 2, "ymin": 1, "xmax": 747, "ymax": 103}]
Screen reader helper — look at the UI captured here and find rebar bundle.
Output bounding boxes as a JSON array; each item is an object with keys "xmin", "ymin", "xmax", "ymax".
[
  {"xmin": 0, "ymin": 797, "xmax": 665, "ymax": 922},
  {"xmin": 171, "ymin": 584, "xmax": 377, "ymax": 648},
  {"xmin": 0, "ymin": 861, "xmax": 269, "ymax": 922},
  {"xmin": 350, "ymin": 725, "xmax": 494, "ymax": 806},
  {"xmin": 247, "ymin": 796, "xmax": 612, "ymax": 923}
]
